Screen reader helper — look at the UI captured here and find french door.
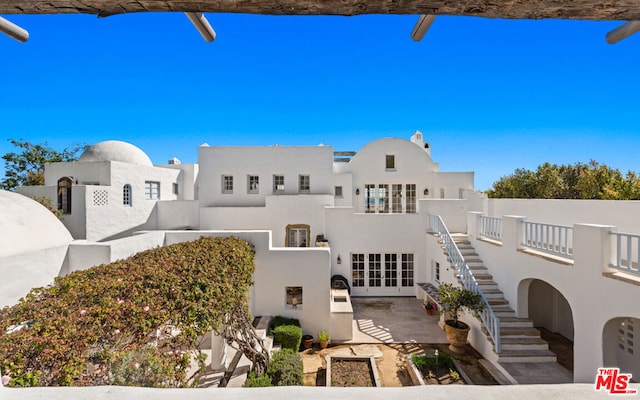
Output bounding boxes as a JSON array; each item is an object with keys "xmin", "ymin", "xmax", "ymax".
[{"xmin": 351, "ymin": 253, "xmax": 414, "ymax": 296}]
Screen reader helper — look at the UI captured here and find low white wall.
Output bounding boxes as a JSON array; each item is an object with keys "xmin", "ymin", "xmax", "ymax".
[
  {"xmin": 0, "ymin": 245, "xmax": 68, "ymax": 308},
  {"xmin": 164, "ymin": 231, "xmax": 332, "ymax": 339},
  {"xmin": 420, "ymin": 199, "xmax": 468, "ymax": 233},
  {"xmin": 156, "ymin": 201, "xmax": 199, "ymax": 230}
]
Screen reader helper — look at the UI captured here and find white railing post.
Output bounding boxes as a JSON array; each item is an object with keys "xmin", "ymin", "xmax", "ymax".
[{"xmin": 467, "ymin": 211, "xmax": 483, "ymax": 241}]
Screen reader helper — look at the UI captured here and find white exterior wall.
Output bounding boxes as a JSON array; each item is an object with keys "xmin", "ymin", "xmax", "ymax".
[
  {"xmin": 344, "ymin": 138, "xmax": 437, "ymax": 213},
  {"xmin": 156, "ymin": 200, "xmax": 200, "ymax": 230},
  {"xmin": 198, "ymin": 145, "xmax": 334, "ymax": 207},
  {"xmin": 332, "ymin": 172, "xmax": 353, "ymax": 207},
  {"xmin": 420, "ymin": 199, "xmax": 469, "ymax": 233},
  {"xmin": 156, "ymin": 163, "xmax": 199, "ymax": 201},
  {"xmin": 200, "ymin": 195, "xmax": 333, "ymax": 247},
  {"xmin": 44, "ymin": 161, "xmax": 111, "ymax": 186},
  {"xmin": 432, "ymin": 171, "xmax": 475, "ymax": 199}
]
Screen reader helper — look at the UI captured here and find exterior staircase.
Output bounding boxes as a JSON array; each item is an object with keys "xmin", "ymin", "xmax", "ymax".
[{"xmin": 441, "ymin": 234, "xmax": 557, "ymax": 363}]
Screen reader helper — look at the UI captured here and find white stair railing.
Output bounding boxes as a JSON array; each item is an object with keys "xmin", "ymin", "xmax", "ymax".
[{"xmin": 428, "ymin": 214, "xmax": 501, "ymax": 353}]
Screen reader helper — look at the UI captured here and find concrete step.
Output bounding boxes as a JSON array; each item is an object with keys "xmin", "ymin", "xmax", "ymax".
[
  {"xmin": 487, "ymin": 298, "xmax": 509, "ymax": 306},
  {"xmin": 481, "ymin": 288, "xmax": 504, "ymax": 299},
  {"xmin": 498, "ymin": 349, "xmax": 557, "ymax": 363},
  {"xmin": 254, "ymin": 328, "xmax": 267, "ymax": 341},
  {"xmin": 478, "ymin": 282, "xmax": 499, "ymax": 291},
  {"xmin": 226, "ymin": 351, "xmax": 252, "ymax": 387},
  {"xmin": 497, "ymin": 327, "xmax": 541, "ymax": 337},
  {"xmin": 500, "ymin": 337, "xmax": 550, "ymax": 351},
  {"xmin": 472, "ymin": 272, "xmax": 494, "ymax": 280}
]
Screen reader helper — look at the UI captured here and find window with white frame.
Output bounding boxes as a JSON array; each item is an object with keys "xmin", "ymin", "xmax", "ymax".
[
  {"xmin": 286, "ymin": 224, "xmax": 309, "ymax": 247},
  {"xmin": 406, "ymin": 184, "xmax": 416, "ymax": 213},
  {"xmin": 401, "ymin": 254, "xmax": 414, "ymax": 287},
  {"xmin": 222, "ymin": 175, "xmax": 233, "ymax": 194},
  {"xmin": 173, "ymin": 183, "xmax": 179, "ymax": 195},
  {"xmin": 385, "ymin": 154, "xmax": 395, "ymax": 170},
  {"xmin": 273, "ymin": 175, "xmax": 285, "ymax": 193},
  {"xmin": 385, "ymin": 254, "xmax": 398, "ymax": 287},
  {"xmin": 248, "ymin": 175, "xmax": 259, "ymax": 194},
  {"xmin": 351, "ymin": 254, "xmax": 365, "ymax": 287},
  {"xmin": 368, "ymin": 253, "xmax": 382, "ymax": 287},
  {"xmin": 123, "ymin": 184, "xmax": 132, "ymax": 206},
  {"xmin": 335, "ymin": 186, "xmax": 343, "ymax": 198},
  {"xmin": 299, "ymin": 175, "xmax": 310, "ymax": 193},
  {"xmin": 434, "ymin": 260, "xmax": 440, "ymax": 283},
  {"xmin": 145, "ymin": 181, "xmax": 160, "ymax": 200}
]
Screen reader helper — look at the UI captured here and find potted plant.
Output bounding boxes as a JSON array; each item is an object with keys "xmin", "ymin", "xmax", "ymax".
[
  {"xmin": 302, "ymin": 334, "xmax": 314, "ymax": 349},
  {"xmin": 424, "ymin": 301, "xmax": 435, "ymax": 315},
  {"xmin": 438, "ymin": 283, "xmax": 485, "ymax": 354},
  {"xmin": 318, "ymin": 330, "xmax": 330, "ymax": 349}
]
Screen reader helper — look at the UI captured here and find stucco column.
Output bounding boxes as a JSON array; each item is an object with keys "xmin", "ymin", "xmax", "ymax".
[
  {"xmin": 572, "ymin": 223, "xmax": 615, "ymax": 383},
  {"xmin": 209, "ymin": 330, "xmax": 227, "ymax": 371},
  {"xmin": 502, "ymin": 216, "xmax": 527, "ymax": 254},
  {"xmin": 467, "ymin": 211, "xmax": 483, "ymax": 242}
]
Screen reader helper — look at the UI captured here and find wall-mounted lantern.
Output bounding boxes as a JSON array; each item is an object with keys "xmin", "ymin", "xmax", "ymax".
[
  {"xmin": 424, "ymin": 188, "xmax": 429, "ymax": 196},
  {"xmin": 337, "ymin": 255, "xmax": 342, "ymax": 264},
  {"xmin": 355, "ymin": 188, "xmax": 360, "ymax": 196}
]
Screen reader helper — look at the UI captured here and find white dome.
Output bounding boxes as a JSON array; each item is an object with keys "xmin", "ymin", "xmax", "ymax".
[
  {"xmin": 0, "ymin": 190, "xmax": 73, "ymax": 258},
  {"xmin": 79, "ymin": 140, "xmax": 153, "ymax": 166}
]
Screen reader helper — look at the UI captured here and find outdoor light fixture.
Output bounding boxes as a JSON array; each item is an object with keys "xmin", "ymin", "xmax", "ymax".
[
  {"xmin": 185, "ymin": 12, "xmax": 216, "ymax": 42},
  {"xmin": 424, "ymin": 188, "xmax": 429, "ymax": 195},
  {"xmin": 355, "ymin": 188, "xmax": 360, "ymax": 196},
  {"xmin": 606, "ymin": 21, "xmax": 640, "ymax": 44},
  {"xmin": 0, "ymin": 17, "xmax": 29, "ymax": 42},
  {"xmin": 337, "ymin": 255, "xmax": 342, "ymax": 264},
  {"xmin": 410, "ymin": 14, "xmax": 436, "ymax": 42}
]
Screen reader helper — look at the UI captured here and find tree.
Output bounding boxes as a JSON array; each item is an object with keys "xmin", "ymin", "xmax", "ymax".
[
  {"xmin": 488, "ymin": 160, "xmax": 640, "ymax": 200},
  {"xmin": 1, "ymin": 139, "xmax": 84, "ymax": 191}
]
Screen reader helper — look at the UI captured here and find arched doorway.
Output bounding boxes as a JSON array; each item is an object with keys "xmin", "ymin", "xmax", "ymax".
[
  {"xmin": 603, "ymin": 317, "xmax": 639, "ymax": 380},
  {"xmin": 519, "ymin": 278, "xmax": 574, "ymax": 372},
  {"xmin": 57, "ymin": 177, "xmax": 73, "ymax": 214}
]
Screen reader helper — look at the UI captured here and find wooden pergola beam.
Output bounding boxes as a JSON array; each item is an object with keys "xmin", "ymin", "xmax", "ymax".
[{"xmin": 0, "ymin": 0, "xmax": 639, "ymax": 20}]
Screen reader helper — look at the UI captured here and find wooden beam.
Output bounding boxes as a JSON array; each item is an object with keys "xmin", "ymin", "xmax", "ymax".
[{"xmin": 0, "ymin": 0, "xmax": 639, "ymax": 20}]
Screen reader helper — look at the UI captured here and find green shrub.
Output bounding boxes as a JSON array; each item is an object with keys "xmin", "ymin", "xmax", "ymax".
[
  {"xmin": 0, "ymin": 236, "xmax": 255, "ymax": 387},
  {"xmin": 411, "ymin": 351, "xmax": 455, "ymax": 371},
  {"xmin": 244, "ymin": 371, "xmax": 272, "ymax": 387},
  {"xmin": 266, "ymin": 349, "xmax": 303, "ymax": 386},
  {"xmin": 272, "ymin": 325, "xmax": 302, "ymax": 351},
  {"xmin": 267, "ymin": 316, "xmax": 300, "ymax": 335}
]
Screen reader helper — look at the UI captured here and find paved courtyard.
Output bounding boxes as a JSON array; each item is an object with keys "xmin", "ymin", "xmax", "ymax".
[{"xmin": 344, "ymin": 297, "xmax": 448, "ymax": 344}]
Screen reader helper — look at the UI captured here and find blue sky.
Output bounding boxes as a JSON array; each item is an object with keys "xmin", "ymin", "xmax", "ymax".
[{"xmin": 1, "ymin": 12, "xmax": 639, "ymax": 190}]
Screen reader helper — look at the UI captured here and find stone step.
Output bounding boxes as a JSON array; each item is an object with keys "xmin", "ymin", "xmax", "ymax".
[
  {"xmin": 487, "ymin": 298, "xmax": 509, "ymax": 306},
  {"xmin": 498, "ymin": 327, "xmax": 541, "ymax": 337},
  {"xmin": 500, "ymin": 337, "xmax": 550, "ymax": 351},
  {"xmin": 472, "ymin": 272, "xmax": 494, "ymax": 280},
  {"xmin": 254, "ymin": 328, "xmax": 267, "ymax": 341},
  {"xmin": 225, "ymin": 352, "xmax": 252, "ymax": 387},
  {"xmin": 478, "ymin": 282, "xmax": 499, "ymax": 291},
  {"xmin": 499, "ymin": 317, "xmax": 534, "ymax": 328},
  {"xmin": 481, "ymin": 289, "xmax": 504, "ymax": 299},
  {"xmin": 498, "ymin": 349, "xmax": 557, "ymax": 363}
]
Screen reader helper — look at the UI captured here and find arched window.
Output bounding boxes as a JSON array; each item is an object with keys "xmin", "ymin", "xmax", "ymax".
[
  {"xmin": 57, "ymin": 177, "xmax": 73, "ymax": 214},
  {"xmin": 123, "ymin": 184, "xmax": 132, "ymax": 206}
]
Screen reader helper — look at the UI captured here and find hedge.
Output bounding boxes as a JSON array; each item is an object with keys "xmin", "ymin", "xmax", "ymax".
[
  {"xmin": 272, "ymin": 325, "xmax": 302, "ymax": 352},
  {"xmin": 267, "ymin": 316, "xmax": 300, "ymax": 335},
  {"xmin": 266, "ymin": 349, "xmax": 303, "ymax": 386},
  {"xmin": 0, "ymin": 236, "xmax": 255, "ymax": 387}
]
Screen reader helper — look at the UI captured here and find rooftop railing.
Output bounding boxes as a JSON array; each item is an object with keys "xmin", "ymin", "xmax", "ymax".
[
  {"xmin": 610, "ymin": 231, "xmax": 640, "ymax": 277},
  {"xmin": 522, "ymin": 221, "xmax": 573, "ymax": 259},
  {"xmin": 428, "ymin": 214, "xmax": 501, "ymax": 353},
  {"xmin": 480, "ymin": 216, "xmax": 503, "ymax": 242}
]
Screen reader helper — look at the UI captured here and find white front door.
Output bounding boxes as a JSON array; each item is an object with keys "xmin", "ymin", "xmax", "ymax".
[{"xmin": 351, "ymin": 253, "xmax": 414, "ymax": 296}]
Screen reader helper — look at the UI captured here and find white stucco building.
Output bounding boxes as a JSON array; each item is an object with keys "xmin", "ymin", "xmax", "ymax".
[{"xmin": 2, "ymin": 131, "xmax": 640, "ymax": 385}]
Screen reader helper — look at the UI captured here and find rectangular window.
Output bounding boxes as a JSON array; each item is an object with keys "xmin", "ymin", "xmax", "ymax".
[
  {"xmin": 352, "ymin": 254, "xmax": 365, "ymax": 287},
  {"xmin": 222, "ymin": 175, "xmax": 233, "ymax": 194},
  {"xmin": 145, "ymin": 181, "xmax": 160, "ymax": 200},
  {"xmin": 286, "ymin": 286, "xmax": 303, "ymax": 309},
  {"xmin": 406, "ymin": 184, "xmax": 416, "ymax": 214},
  {"xmin": 378, "ymin": 184, "xmax": 389, "ymax": 214},
  {"xmin": 392, "ymin": 184, "xmax": 402, "ymax": 214},
  {"xmin": 434, "ymin": 261, "xmax": 440, "ymax": 283},
  {"xmin": 288, "ymin": 227, "xmax": 308, "ymax": 247},
  {"xmin": 440, "ymin": 188, "xmax": 445, "ymax": 199},
  {"xmin": 459, "ymin": 188, "xmax": 464, "ymax": 199},
  {"xmin": 273, "ymin": 175, "xmax": 285, "ymax": 193},
  {"xmin": 385, "ymin": 154, "xmax": 395, "ymax": 170},
  {"xmin": 248, "ymin": 175, "xmax": 259, "ymax": 194},
  {"xmin": 335, "ymin": 186, "xmax": 343, "ymax": 198},
  {"xmin": 401, "ymin": 254, "xmax": 414, "ymax": 287},
  {"xmin": 385, "ymin": 253, "xmax": 397, "ymax": 287},
  {"xmin": 299, "ymin": 175, "xmax": 310, "ymax": 193},
  {"xmin": 368, "ymin": 253, "xmax": 381, "ymax": 287},
  {"xmin": 172, "ymin": 183, "xmax": 179, "ymax": 195},
  {"xmin": 365, "ymin": 184, "xmax": 376, "ymax": 213}
]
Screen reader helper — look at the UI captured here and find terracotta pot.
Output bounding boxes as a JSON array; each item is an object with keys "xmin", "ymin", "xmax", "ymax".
[
  {"xmin": 444, "ymin": 320, "xmax": 470, "ymax": 354},
  {"xmin": 302, "ymin": 335, "xmax": 314, "ymax": 349},
  {"xmin": 319, "ymin": 341, "xmax": 329, "ymax": 349}
]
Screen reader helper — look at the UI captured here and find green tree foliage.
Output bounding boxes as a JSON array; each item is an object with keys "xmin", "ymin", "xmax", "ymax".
[
  {"xmin": 487, "ymin": 160, "xmax": 640, "ymax": 200},
  {"xmin": 265, "ymin": 349, "xmax": 303, "ymax": 386},
  {"xmin": 30, "ymin": 196, "xmax": 64, "ymax": 219},
  {"xmin": 1, "ymin": 139, "xmax": 84, "ymax": 191},
  {"xmin": 0, "ymin": 236, "xmax": 255, "ymax": 387}
]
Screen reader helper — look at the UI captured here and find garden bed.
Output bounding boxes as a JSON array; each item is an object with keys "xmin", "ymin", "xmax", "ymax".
[
  {"xmin": 405, "ymin": 351, "xmax": 467, "ymax": 385},
  {"xmin": 325, "ymin": 356, "xmax": 380, "ymax": 387}
]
